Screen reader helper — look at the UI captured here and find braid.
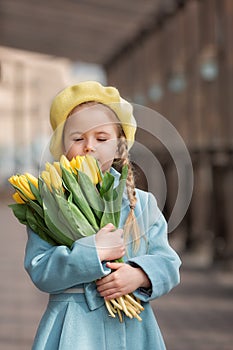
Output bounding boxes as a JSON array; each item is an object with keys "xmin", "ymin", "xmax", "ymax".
[
  {"xmin": 115, "ymin": 135, "xmax": 141, "ymax": 252},
  {"xmin": 117, "ymin": 136, "xmax": 137, "ymax": 207}
]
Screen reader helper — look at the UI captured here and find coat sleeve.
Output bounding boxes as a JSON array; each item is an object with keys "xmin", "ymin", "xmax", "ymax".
[
  {"xmin": 127, "ymin": 192, "xmax": 181, "ymax": 302},
  {"xmin": 24, "ymin": 228, "xmax": 111, "ymax": 294}
]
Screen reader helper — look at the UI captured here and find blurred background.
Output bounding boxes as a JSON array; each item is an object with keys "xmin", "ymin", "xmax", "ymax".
[{"xmin": 0, "ymin": 0, "xmax": 232, "ymax": 349}]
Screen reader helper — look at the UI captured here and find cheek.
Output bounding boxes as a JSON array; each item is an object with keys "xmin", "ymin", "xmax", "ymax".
[
  {"xmin": 99, "ymin": 141, "xmax": 118, "ymax": 156},
  {"xmin": 65, "ymin": 143, "xmax": 84, "ymax": 160},
  {"xmin": 97, "ymin": 142, "xmax": 118, "ymax": 168}
]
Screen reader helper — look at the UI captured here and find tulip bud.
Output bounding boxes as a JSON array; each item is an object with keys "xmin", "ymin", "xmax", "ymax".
[
  {"xmin": 53, "ymin": 162, "xmax": 62, "ymax": 177},
  {"xmin": 49, "ymin": 165, "xmax": 63, "ymax": 191},
  {"xmin": 8, "ymin": 175, "xmax": 18, "ymax": 187},
  {"xmin": 70, "ymin": 157, "xmax": 76, "ymax": 169},
  {"xmin": 69, "ymin": 158, "xmax": 78, "ymax": 174},
  {"xmin": 75, "ymin": 155, "xmax": 85, "ymax": 169},
  {"xmin": 17, "ymin": 176, "xmax": 36, "ymax": 200},
  {"xmin": 12, "ymin": 192, "xmax": 26, "ymax": 204},
  {"xmin": 60, "ymin": 155, "xmax": 72, "ymax": 171},
  {"xmin": 45, "ymin": 162, "xmax": 52, "ymax": 172},
  {"xmin": 25, "ymin": 173, "xmax": 39, "ymax": 188},
  {"xmin": 80, "ymin": 155, "xmax": 101, "ymax": 185},
  {"xmin": 41, "ymin": 171, "xmax": 52, "ymax": 192}
]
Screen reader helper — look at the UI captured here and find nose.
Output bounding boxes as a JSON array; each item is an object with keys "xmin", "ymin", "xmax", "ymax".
[{"xmin": 84, "ymin": 140, "xmax": 96, "ymax": 153}]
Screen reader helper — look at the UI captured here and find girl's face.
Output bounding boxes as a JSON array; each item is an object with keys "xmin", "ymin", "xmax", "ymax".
[{"xmin": 63, "ymin": 103, "xmax": 120, "ymax": 172}]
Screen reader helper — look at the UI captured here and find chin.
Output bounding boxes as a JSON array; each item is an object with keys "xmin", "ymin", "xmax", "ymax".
[{"xmin": 101, "ymin": 164, "xmax": 111, "ymax": 173}]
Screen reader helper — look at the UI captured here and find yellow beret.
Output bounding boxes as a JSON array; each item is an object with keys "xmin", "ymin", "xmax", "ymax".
[{"xmin": 49, "ymin": 81, "xmax": 136, "ymax": 159}]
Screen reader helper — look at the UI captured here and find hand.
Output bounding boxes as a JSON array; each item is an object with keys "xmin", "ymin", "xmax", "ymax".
[
  {"xmin": 96, "ymin": 262, "xmax": 151, "ymax": 300},
  {"xmin": 95, "ymin": 223, "xmax": 125, "ymax": 262}
]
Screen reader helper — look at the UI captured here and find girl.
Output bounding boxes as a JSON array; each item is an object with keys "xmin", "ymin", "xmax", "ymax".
[{"xmin": 24, "ymin": 81, "xmax": 181, "ymax": 349}]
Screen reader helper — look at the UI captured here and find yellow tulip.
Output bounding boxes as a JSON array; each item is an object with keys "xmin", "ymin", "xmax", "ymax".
[
  {"xmin": 49, "ymin": 165, "xmax": 63, "ymax": 190},
  {"xmin": 69, "ymin": 157, "xmax": 76, "ymax": 168},
  {"xmin": 8, "ymin": 174, "xmax": 36, "ymax": 200},
  {"xmin": 12, "ymin": 192, "xmax": 26, "ymax": 204},
  {"xmin": 25, "ymin": 173, "xmax": 38, "ymax": 188},
  {"xmin": 69, "ymin": 157, "xmax": 78, "ymax": 174},
  {"xmin": 45, "ymin": 162, "xmax": 51, "ymax": 172},
  {"xmin": 88, "ymin": 156, "xmax": 102, "ymax": 184},
  {"xmin": 60, "ymin": 155, "xmax": 72, "ymax": 171},
  {"xmin": 53, "ymin": 162, "xmax": 62, "ymax": 177},
  {"xmin": 75, "ymin": 155, "xmax": 85, "ymax": 169},
  {"xmin": 41, "ymin": 170, "xmax": 52, "ymax": 192},
  {"xmin": 17, "ymin": 176, "xmax": 36, "ymax": 200},
  {"xmin": 8, "ymin": 175, "xmax": 19, "ymax": 187},
  {"xmin": 59, "ymin": 154, "xmax": 101, "ymax": 184},
  {"xmin": 80, "ymin": 155, "xmax": 101, "ymax": 185}
]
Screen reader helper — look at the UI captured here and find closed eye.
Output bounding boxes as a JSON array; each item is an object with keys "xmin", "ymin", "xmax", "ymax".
[
  {"xmin": 73, "ymin": 137, "xmax": 83, "ymax": 142},
  {"xmin": 96, "ymin": 132, "xmax": 111, "ymax": 142},
  {"xmin": 97, "ymin": 138, "xmax": 108, "ymax": 142}
]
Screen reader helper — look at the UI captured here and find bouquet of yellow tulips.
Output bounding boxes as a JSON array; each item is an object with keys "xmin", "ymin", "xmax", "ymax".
[{"xmin": 8, "ymin": 155, "xmax": 144, "ymax": 322}]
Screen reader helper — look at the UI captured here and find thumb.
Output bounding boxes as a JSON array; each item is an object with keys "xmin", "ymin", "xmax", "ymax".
[
  {"xmin": 106, "ymin": 262, "xmax": 124, "ymax": 270},
  {"xmin": 103, "ymin": 223, "xmax": 115, "ymax": 231}
]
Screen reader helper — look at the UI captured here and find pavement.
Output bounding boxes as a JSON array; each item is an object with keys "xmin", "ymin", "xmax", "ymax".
[{"xmin": 0, "ymin": 197, "xmax": 233, "ymax": 350}]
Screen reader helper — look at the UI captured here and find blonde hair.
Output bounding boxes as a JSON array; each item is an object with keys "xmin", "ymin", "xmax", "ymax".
[{"xmin": 114, "ymin": 134, "xmax": 141, "ymax": 253}]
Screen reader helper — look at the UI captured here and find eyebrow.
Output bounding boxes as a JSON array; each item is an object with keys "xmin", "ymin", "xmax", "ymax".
[
  {"xmin": 95, "ymin": 131, "xmax": 111, "ymax": 136},
  {"xmin": 69, "ymin": 131, "xmax": 111, "ymax": 137},
  {"xmin": 69, "ymin": 131, "xmax": 82, "ymax": 137}
]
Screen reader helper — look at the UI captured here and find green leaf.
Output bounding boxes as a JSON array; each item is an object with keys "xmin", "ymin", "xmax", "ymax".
[
  {"xmin": 99, "ymin": 166, "xmax": 128, "ymax": 228},
  {"xmin": 100, "ymin": 202, "xmax": 116, "ymax": 228},
  {"xmin": 112, "ymin": 165, "xmax": 128, "ymax": 227},
  {"xmin": 61, "ymin": 166, "xmax": 99, "ymax": 230},
  {"xmin": 40, "ymin": 183, "xmax": 74, "ymax": 247},
  {"xmin": 100, "ymin": 179, "xmax": 116, "ymax": 228},
  {"xmin": 77, "ymin": 170, "xmax": 104, "ymax": 221},
  {"xmin": 38, "ymin": 177, "xmax": 44, "ymax": 194},
  {"xmin": 10, "ymin": 183, "xmax": 44, "ymax": 218},
  {"xmin": 27, "ymin": 180, "xmax": 42, "ymax": 205},
  {"xmin": 29, "ymin": 208, "xmax": 57, "ymax": 246},
  {"xmin": 26, "ymin": 205, "xmax": 40, "ymax": 233},
  {"xmin": 54, "ymin": 193, "xmax": 97, "ymax": 238},
  {"xmin": 99, "ymin": 172, "xmax": 115, "ymax": 197},
  {"xmin": 36, "ymin": 226, "xmax": 57, "ymax": 246},
  {"xmin": 26, "ymin": 197, "xmax": 44, "ymax": 218},
  {"xmin": 8, "ymin": 203, "xmax": 27, "ymax": 225},
  {"xmin": 8, "ymin": 202, "xmax": 55, "ymax": 245}
]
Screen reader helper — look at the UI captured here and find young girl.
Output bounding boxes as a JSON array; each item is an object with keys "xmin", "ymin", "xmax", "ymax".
[{"xmin": 24, "ymin": 81, "xmax": 181, "ymax": 349}]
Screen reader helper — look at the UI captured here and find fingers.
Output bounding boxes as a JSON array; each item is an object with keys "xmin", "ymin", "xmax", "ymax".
[
  {"xmin": 95, "ymin": 224, "xmax": 125, "ymax": 261},
  {"xmin": 96, "ymin": 263, "xmax": 126, "ymax": 299},
  {"xmin": 106, "ymin": 262, "xmax": 124, "ymax": 270},
  {"xmin": 96, "ymin": 277, "xmax": 126, "ymax": 299},
  {"xmin": 97, "ymin": 280, "xmax": 127, "ymax": 300},
  {"xmin": 96, "ymin": 275, "xmax": 113, "ymax": 288},
  {"xmin": 96, "ymin": 264, "xmax": 144, "ymax": 299},
  {"xmin": 102, "ymin": 223, "xmax": 115, "ymax": 232}
]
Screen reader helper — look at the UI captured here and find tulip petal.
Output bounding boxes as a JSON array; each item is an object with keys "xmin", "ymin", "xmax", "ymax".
[{"xmin": 12, "ymin": 192, "xmax": 25, "ymax": 204}]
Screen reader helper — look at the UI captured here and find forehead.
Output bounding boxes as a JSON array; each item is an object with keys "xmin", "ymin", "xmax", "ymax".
[{"xmin": 65, "ymin": 103, "xmax": 120, "ymax": 134}]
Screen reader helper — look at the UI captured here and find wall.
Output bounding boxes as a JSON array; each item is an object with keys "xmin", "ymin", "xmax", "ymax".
[{"xmin": 106, "ymin": 0, "xmax": 233, "ymax": 266}]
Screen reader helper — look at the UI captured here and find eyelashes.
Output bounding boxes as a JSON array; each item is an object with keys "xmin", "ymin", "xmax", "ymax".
[
  {"xmin": 73, "ymin": 138, "xmax": 83, "ymax": 142},
  {"xmin": 97, "ymin": 138, "xmax": 108, "ymax": 142},
  {"xmin": 73, "ymin": 138, "xmax": 108, "ymax": 142}
]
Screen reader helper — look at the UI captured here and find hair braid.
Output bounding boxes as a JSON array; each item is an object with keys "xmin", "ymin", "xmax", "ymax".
[{"xmin": 114, "ymin": 135, "xmax": 141, "ymax": 252}]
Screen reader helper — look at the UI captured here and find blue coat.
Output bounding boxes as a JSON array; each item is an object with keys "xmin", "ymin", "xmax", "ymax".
[{"xmin": 24, "ymin": 168, "xmax": 181, "ymax": 350}]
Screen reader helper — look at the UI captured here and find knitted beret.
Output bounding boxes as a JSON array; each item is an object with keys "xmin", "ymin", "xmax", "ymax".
[{"xmin": 49, "ymin": 81, "xmax": 136, "ymax": 159}]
